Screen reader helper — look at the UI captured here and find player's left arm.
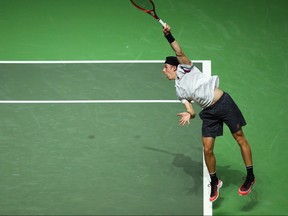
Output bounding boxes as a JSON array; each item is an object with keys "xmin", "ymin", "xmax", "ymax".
[{"xmin": 177, "ymin": 100, "xmax": 196, "ymax": 126}]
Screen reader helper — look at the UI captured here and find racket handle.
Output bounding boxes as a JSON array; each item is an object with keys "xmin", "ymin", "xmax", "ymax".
[{"xmin": 158, "ymin": 19, "xmax": 166, "ymax": 27}]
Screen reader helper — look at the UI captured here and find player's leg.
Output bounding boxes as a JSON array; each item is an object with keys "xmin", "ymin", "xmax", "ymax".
[
  {"xmin": 202, "ymin": 137, "xmax": 223, "ymax": 202},
  {"xmin": 232, "ymin": 129, "xmax": 253, "ymax": 166},
  {"xmin": 202, "ymin": 137, "xmax": 216, "ymax": 173},
  {"xmin": 220, "ymin": 92, "xmax": 256, "ymax": 195},
  {"xmin": 232, "ymin": 129, "xmax": 256, "ymax": 195}
]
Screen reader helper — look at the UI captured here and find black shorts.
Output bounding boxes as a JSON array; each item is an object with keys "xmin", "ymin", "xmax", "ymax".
[{"xmin": 199, "ymin": 92, "xmax": 246, "ymax": 137}]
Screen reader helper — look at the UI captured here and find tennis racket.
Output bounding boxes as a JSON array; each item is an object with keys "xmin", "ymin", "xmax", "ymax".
[{"xmin": 130, "ymin": 0, "xmax": 166, "ymax": 27}]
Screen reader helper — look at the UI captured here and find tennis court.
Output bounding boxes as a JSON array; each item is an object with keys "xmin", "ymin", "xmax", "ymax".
[
  {"xmin": 0, "ymin": 61, "xmax": 209, "ymax": 215},
  {"xmin": 1, "ymin": 0, "xmax": 288, "ymax": 215}
]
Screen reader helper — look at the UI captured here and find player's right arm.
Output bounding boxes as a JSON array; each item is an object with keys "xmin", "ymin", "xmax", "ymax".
[{"xmin": 163, "ymin": 24, "xmax": 192, "ymax": 66}]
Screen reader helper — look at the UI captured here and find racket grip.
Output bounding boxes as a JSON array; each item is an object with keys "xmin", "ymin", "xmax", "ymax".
[{"xmin": 158, "ymin": 19, "xmax": 166, "ymax": 27}]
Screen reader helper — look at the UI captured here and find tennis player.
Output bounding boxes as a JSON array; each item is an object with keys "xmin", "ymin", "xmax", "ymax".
[{"xmin": 162, "ymin": 23, "xmax": 255, "ymax": 202}]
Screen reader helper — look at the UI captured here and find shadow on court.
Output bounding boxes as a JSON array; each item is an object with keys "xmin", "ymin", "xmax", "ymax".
[
  {"xmin": 144, "ymin": 146, "xmax": 259, "ymax": 212},
  {"xmin": 241, "ymin": 191, "xmax": 259, "ymax": 212},
  {"xmin": 218, "ymin": 165, "xmax": 245, "ymax": 188},
  {"xmin": 142, "ymin": 146, "xmax": 203, "ymax": 195},
  {"xmin": 213, "ymin": 188, "xmax": 259, "ymax": 211}
]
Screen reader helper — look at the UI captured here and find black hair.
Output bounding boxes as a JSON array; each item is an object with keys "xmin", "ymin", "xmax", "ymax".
[{"xmin": 165, "ymin": 56, "xmax": 179, "ymax": 66}]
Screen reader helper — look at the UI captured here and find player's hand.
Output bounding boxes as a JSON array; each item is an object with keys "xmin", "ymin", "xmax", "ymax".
[
  {"xmin": 177, "ymin": 112, "xmax": 191, "ymax": 126},
  {"xmin": 163, "ymin": 23, "xmax": 171, "ymax": 36}
]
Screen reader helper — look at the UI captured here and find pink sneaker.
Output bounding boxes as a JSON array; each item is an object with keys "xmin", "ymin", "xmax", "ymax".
[
  {"xmin": 209, "ymin": 180, "xmax": 223, "ymax": 202},
  {"xmin": 238, "ymin": 178, "xmax": 256, "ymax": 196}
]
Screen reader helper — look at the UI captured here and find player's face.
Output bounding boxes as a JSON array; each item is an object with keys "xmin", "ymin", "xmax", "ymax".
[{"xmin": 162, "ymin": 64, "xmax": 177, "ymax": 80}]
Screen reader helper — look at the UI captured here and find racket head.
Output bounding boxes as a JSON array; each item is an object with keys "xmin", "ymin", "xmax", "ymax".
[{"xmin": 130, "ymin": 0, "xmax": 160, "ymax": 19}]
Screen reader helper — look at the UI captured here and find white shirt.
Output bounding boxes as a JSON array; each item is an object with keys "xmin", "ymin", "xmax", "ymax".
[{"xmin": 175, "ymin": 64, "xmax": 219, "ymax": 109}]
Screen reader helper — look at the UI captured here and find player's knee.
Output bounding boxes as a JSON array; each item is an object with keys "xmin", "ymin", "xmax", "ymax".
[
  {"xmin": 203, "ymin": 147, "xmax": 213, "ymax": 156},
  {"xmin": 233, "ymin": 131, "xmax": 247, "ymax": 146}
]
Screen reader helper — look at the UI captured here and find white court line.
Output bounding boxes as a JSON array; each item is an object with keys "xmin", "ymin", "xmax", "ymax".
[
  {"xmin": 0, "ymin": 100, "xmax": 179, "ymax": 104},
  {"xmin": 0, "ymin": 60, "xmax": 211, "ymax": 64},
  {"xmin": 0, "ymin": 60, "xmax": 212, "ymax": 215},
  {"xmin": 203, "ymin": 154, "xmax": 213, "ymax": 216}
]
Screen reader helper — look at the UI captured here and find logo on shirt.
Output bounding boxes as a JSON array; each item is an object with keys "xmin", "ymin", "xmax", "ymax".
[{"xmin": 180, "ymin": 65, "xmax": 193, "ymax": 73}]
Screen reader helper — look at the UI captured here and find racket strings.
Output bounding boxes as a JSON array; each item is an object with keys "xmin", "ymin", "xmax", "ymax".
[{"xmin": 131, "ymin": 0, "xmax": 154, "ymax": 11}]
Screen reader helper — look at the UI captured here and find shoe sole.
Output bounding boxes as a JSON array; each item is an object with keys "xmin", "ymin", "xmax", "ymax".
[
  {"xmin": 210, "ymin": 180, "xmax": 223, "ymax": 202},
  {"xmin": 238, "ymin": 179, "xmax": 256, "ymax": 196}
]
